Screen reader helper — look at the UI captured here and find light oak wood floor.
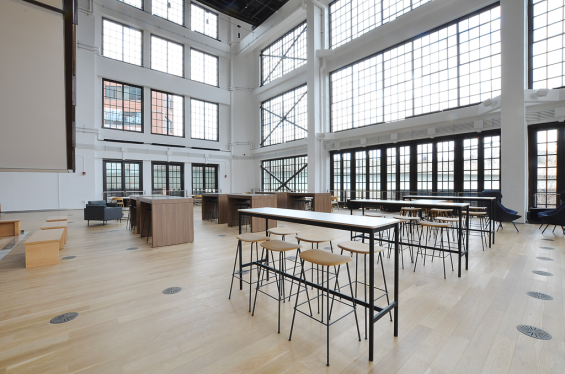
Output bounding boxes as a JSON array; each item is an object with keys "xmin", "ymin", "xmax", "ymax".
[{"xmin": 0, "ymin": 208, "xmax": 563, "ymax": 373}]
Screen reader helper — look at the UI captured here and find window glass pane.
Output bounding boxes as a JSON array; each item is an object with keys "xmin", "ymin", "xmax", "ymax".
[
  {"xmin": 191, "ymin": 99, "xmax": 218, "ymax": 141},
  {"xmin": 355, "ymin": 151, "xmax": 366, "ymax": 199},
  {"xmin": 261, "ymin": 156, "xmax": 307, "ymax": 192},
  {"xmin": 105, "ymin": 162, "xmax": 123, "ymax": 191},
  {"xmin": 417, "ymin": 143, "xmax": 433, "ymax": 192},
  {"xmin": 261, "ymin": 22, "xmax": 307, "ymax": 85},
  {"xmin": 117, "ymin": 0, "xmax": 143, "ymax": 9},
  {"xmin": 151, "ymin": 35, "xmax": 183, "ymax": 77},
  {"xmin": 536, "ymin": 129, "xmax": 558, "ymax": 207},
  {"xmin": 124, "ymin": 162, "xmax": 141, "ymax": 191},
  {"xmin": 151, "ymin": 90, "xmax": 184, "ymax": 136},
  {"xmin": 330, "ymin": 0, "xmax": 433, "ymax": 49},
  {"xmin": 332, "ymin": 154, "xmax": 341, "ymax": 197},
  {"xmin": 437, "ymin": 140, "xmax": 455, "ymax": 193},
  {"xmin": 153, "ymin": 0, "xmax": 183, "ymax": 25},
  {"xmin": 191, "ymin": 49, "xmax": 218, "ymax": 86},
  {"xmin": 368, "ymin": 149, "xmax": 381, "ymax": 198},
  {"xmin": 191, "ymin": 3, "xmax": 218, "ymax": 39},
  {"xmin": 386, "ymin": 147, "xmax": 397, "ymax": 198},
  {"xmin": 103, "ymin": 19, "xmax": 142, "ymax": 66},
  {"xmin": 483, "ymin": 135, "xmax": 500, "ymax": 190},
  {"xmin": 463, "ymin": 138, "xmax": 479, "ymax": 194},
  {"xmin": 103, "ymin": 80, "xmax": 142, "ymax": 131},
  {"xmin": 399, "ymin": 146, "xmax": 410, "ymax": 193},
  {"xmin": 261, "ymin": 85, "xmax": 307, "ymax": 146}
]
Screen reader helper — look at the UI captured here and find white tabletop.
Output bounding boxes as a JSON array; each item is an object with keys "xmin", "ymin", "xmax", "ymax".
[
  {"xmin": 403, "ymin": 195, "xmax": 496, "ymax": 201},
  {"xmin": 352, "ymin": 199, "xmax": 470, "ymax": 208},
  {"xmin": 238, "ymin": 207, "xmax": 398, "ymax": 230}
]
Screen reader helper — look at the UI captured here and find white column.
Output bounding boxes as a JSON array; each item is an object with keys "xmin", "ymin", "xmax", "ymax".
[
  {"xmin": 306, "ymin": 0, "xmax": 322, "ymax": 192},
  {"xmin": 500, "ymin": 0, "xmax": 527, "ymax": 222},
  {"xmin": 184, "ymin": 0, "xmax": 191, "ymax": 29},
  {"xmin": 143, "ymin": 160, "xmax": 152, "ymax": 194},
  {"xmin": 144, "ymin": 0, "xmax": 152, "ymax": 15},
  {"xmin": 184, "ymin": 162, "xmax": 192, "ymax": 195}
]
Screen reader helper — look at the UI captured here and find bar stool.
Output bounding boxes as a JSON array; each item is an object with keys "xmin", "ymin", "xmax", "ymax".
[
  {"xmin": 292, "ymin": 198, "xmax": 309, "ymax": 210},
  {"xmin": 252, "ymin": 240, "xmax": 302, "ymax": 333},
  {"xmin": 429, "ymin": 208, "xmax": 453, "ymax": 221},
  {"xmin": 435, "ymin": 216, "xmax": 462, "ymax": 242},
  {"xmin": 295, "ymin": 232, "xmax": 335, "ymax": 251},
  {"xmin": 414, "ymin": 221, "xmax": 453, "ymax": 279},
  {"xmin": 337, "ymin": 241, "xmax": 391, "ymax": 339},
  {"xmin": 400, "ymin": 207, "xmax": 421, "ymax": 217},
  {"xmin": 469, "ymin": 211, "xmax": 488, "ymax": 250},
  {"xmin": 289, "ymin": 249, "xmax": 361, "ymax": 366},
  {"xmin": 268, "ymin": 227, "xmax": 299, "ymax": 241},
  {"xmin": 391, "ymin": 215, "xmax": 418, "ymax": 267},
  {"xmin": 228, "ymin": 233, "xmax": 269, "ymax": 312},
  {"xmin": 205, "ymin": 197, "xmax": 219, "ymax": 222},
  {"xmin": 141, "ymin": 209, "xmax": 152, "ymax": 243},
  {"xmin": 128, "ymin": 204, "xmax": 137, "ymax": 232},
  {"xmin": 232, "ymin": 199, "xmax": 251, "ymax": 230}
]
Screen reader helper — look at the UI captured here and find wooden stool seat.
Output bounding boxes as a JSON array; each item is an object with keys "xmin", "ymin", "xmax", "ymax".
[
  {"xmin": 337, "ymin": 241, "xmax": 386, "ymax": 255},
  {"xmin": 391, "ymin": 216, "xmax": 410, "ymax": 223},
  {"xmin": 41, "ymin": 221, "xmax": 68, "ymax": 245},
  {"xmin": 260, "ymin": 240, "xmax": 301, "ymax": 252},
  {"xmin": 401, "ymin": 207, "xmax": 421, "ymax": 211},
  {"xmin": 236, "ymin": 233, "xmax": 269, "ymax": 243},
  {"xmin": 436, "ymin": 217, "xmax": 460, "ymax": 222},
  {"xmin": 397, "ymin": 215, "xmax": 420, "ymax": 221},
  {"xmin": 364, "ymin": 212, "xmax": 385, "ymax": 217},
  {"xmin": 295, "ymin": 233, "xmax": 335, "ymax": 243},
  {"xmin": 419, "ymin": 221, "xmax": 451, "ymax": 228},
  {"xmin": 430, "ymin": 208, "xmax": 453, "ymax": 213},
  {"xmin": 469, "ymin": 206, "xmax": 487, "ymax": 210},
  {"xmin": 268, "ymin": 227, "xmax": 299, "ymax": 236},
  {"xmin": 469, "ymin": 211, "xmax": 487, "ymax": 216},
  {"xmin": 299, "ymin": 249, "xmax": 352, "ymax": 266},
  {"xmin": 24, "ymin": 229, "xmax": 65, "ymax": 268}
]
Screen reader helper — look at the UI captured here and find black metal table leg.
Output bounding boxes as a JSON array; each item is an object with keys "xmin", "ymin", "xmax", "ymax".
[
  {"xmin": 369, "ymin": 230, "xmax": 375, "ymax": 361},
  {"xmin": 491, "ymin": 200, "xmax": 495, "ymax": 245},
  {"xmin": 394, "ymin": 223, "xmax": 399, "ymax": 337},
  {"xmin": 458, "ymin": 208, "xmax": 462, "ymax": 277},
  {"xmin": 466, "ymin": 208, "xmax": 469, "ymax": 270},
  {"xmin": 239, "ymin": 212, "xmax": 243, "ymax": 290}
]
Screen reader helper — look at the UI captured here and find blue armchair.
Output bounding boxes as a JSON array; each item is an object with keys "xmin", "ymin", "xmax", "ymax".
[
  {"xmin": 537, "ymin": 191, "xmax": 565, "ymax": 234},
  {"xmin": 84, "ymin": 200, "xmax": 123, "ymax": 226},
  {"xmin": 480, "ymin": 190, "xmax": 521, "ymax": 232}
]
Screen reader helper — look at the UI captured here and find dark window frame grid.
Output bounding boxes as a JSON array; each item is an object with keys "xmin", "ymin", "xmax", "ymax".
[
  {"xmin": 191, "ymin": 2, "xmax": 219, "ymax": 40},
  {"xmin": 260, "ymin": 21, "xmax": 308, "ymax": 86},
  {"xmin": 330, "ymin": 129, "xmax": 501, "ymax": 201},
  {"xmin": 190, "ymin": 48, "xmax": 219, "ymax": 87},
  {"xmin": 102, "ymin": 79, "xmax": 144, "ymax": 133},
  {"xmin": 151, "ymin": 162, "xmax": 184, "ymax": 194},
  {"xmin": 463, "ymin": 137, "xmax": 479, "ymax": 192},
  {"xmin": 483, "ymin": 134, "xmax": 500, "ymax": 190},
  {"xmin": 151, "ymin": 89, "xmax": 185, "ymax": 137},
  {"xmin": 152, "ymin": 0, "xmax": 185, "ymax": 26},
  {"xmin": 150, "ymin": 34, "xmax": 185, "ymax": 77},
  {"xmin": 355, "ymin": 150, "xmax": 367, "ymax": 199},
  {"xmin": 102, "ymin": 18, "xmax": 143, "ymax": 66},
  {"xmin": 328, "ymin": 0, "xmax": 433, "ymax": 49},
  {"xmin": 191, "ymin": 163, "xmax": 218, "ymax": 194},
  {"xmin": 329, "ymin": 2, "xmax": 500, "ymax": 132},
  {"xmin": 260, "ymin": 84, "xmax": 308, "ymax": 147},
  {"xmin": 530, "ymin": 125, "xmax": 559, "ymax": 208},
  {"xmin": 417, "ymin": 142, "xmax": 433, "ymax": 192},
  {"xmin": 102, "ymin": 159, "xmax": 143, "ymax": 200},
  {"xmin": 261, "ymin": 155, "xmax": 308, "ymax": 192},
  {"xmin": 190, "ymin": 98, "xmax": 219, "ymax": 141}
]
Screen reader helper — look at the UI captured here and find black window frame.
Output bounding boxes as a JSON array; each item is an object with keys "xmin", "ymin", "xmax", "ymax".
[
  {"xmin": 102, "ymin": 159, "xmax": 144, "ymax": 200},
  {"xmin": 191, "ymin": 2, "xmax": 220, "ymax": 40},
  {"xmin": 150, "ymin": 34, "xmax": 185, "ymax": 77},
  {"xmin": 190, "ymin": 48, "xmax": 220, "ymax": 87},
  {"xmin": 261, "ymin": 155, "xmax": 308, "ymax": 192},
  {"xmin": 151, "ymin": 89, "xmax": 185, "ymax": 138},
  {"xmin": 102, "ymin": 79, "xmax": 144, "ymax": 132},
  {"xmin": 152, "ymin": 0, "xmax": 185, "ymax": 26},
  {"xmin": 116, "ymin": 0, "xmax": 144, "ymax": 10},
  {"xmin": 151, "ymin": 161, "xmax": 185, "ymax": 194},
  {"xmin": 330, "ymin": 129, "xmax": 501, "ymax": 201},
  {"xmin": 190, "ymin": 98, "xmax": 219, "ymax": 142},
  {"xmin": 191, "ymin": 163, "xmax": 218, "ymax": 194},
  {"xmin": 329, "ymin": 2, "xmax": 501, "ymax": 133}
]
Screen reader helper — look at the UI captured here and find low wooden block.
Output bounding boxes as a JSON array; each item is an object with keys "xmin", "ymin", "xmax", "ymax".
[
  {"xmin": 24, "ymin": 229, "xmax": 65, "ymax": 268},
  {"xmin": 41, "ymin": 222, "xmax": 67, "ymax": 246},
  {"xmin": 0, "ymin": 219, "xmax": 21, "ymax": 237},
  {"xmin": 46, "ymin": 216, "xmax": 67, "ymax": 222}
]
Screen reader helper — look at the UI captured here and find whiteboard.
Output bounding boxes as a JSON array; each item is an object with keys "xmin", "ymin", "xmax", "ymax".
[{"xmin": 0, "ymin": 0, "xmax": 69, "ymax": 172}]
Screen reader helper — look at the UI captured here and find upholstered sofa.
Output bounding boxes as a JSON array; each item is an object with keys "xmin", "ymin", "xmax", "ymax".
[{"xmin": 84, "ymin": 200, "xmax": 123, "ymax": 226}]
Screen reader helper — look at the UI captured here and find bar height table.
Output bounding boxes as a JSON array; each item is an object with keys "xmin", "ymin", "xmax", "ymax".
[
  {"xmin": 402, "ymin": 195, "xmax": 496, "ymax": 247},
  {"xmin": 349, "ymin": 199, "xmax": 470, "ymax": 277},
  {"xmin": 238, "ymin": 207, "xmax": 400, "ymax": 362}
]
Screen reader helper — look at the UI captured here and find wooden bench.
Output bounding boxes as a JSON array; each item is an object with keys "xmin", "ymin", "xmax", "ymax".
[
  {"xmin": 24, "ymin": 229, "xmax": 65, "ymax": 268},
  {"xmin": 41, "ymin": 221, "xmax": 68, "ymax": 245},
  {"xmin": 46, "ymin": 216, "xmax": 67, "ymax": 222},
  {"xmin": 0, "ymin": 219, "xmax": 21, "ymax": 237}
]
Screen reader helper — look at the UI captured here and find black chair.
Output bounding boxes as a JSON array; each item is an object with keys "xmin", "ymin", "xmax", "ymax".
[
  {"xmin": 141, "ymin": 209, "xmax": 152, "ymax": 243},
  {"xmin": 232, "ymin": 199, "xmax": 251, "ymax": 231},
  {"xmin": 84, "ymin": 200, "xmax": 123, "ymax": 226},
  {"xmin": 480, "ymin": 190, "xmax": 521, "ymax": 232},
  {"xmin": 538, "ymin": 191, "xmax": 565, "ymax": 234}
]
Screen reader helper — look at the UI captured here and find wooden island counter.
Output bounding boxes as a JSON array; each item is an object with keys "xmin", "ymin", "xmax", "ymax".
[{"xmin": 138, "ymin": 196, "xmax": 194, "ymax": 247}]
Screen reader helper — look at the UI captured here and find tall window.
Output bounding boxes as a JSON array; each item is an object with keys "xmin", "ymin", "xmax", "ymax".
[
  {"xmin": 192, "ymin": 164, "xmax": 218, "ymax": 194},
  {"xmin": 191, "ymin": 3, "xmax": 218, "ymax": 39},
  {"xmin": 260, "ymin": 22, "xmax": 307, "ymax": 86},
  {"xmin": 103, "ymin": 80, "xmax": 143, "ymax": 132},
  {"xmin": 463, "ymin": 138, "xmax": 479, "ymax": 193},
  {"xmin": 116, "ymin": 0, "xmax": 142, "ymax": 9},
  {"xmin": 531, "ymin": 0, "xmax": 565, "ymax": 88},
  {"xmin": 484, "ymin": 135, "xmax": 500, "ymax": 190},
  {"xmin": 329, "ymin": 0, "xmax": 432, "ymax": 49},
  {"xmin": 191, "ymin": 49, "xmax": 218, "ymax": 86},
  {"xmin": 536, "ymin": 129, "xmax": 558, "ymax": 207},
  {"xmin": 103, "ymin": 160, "xmax": 143, "ymax": 199},
  {"xmin": 343, "ymin": 153, "xmax": 351, "ymax": 200},
  {"xmin": 151, "ymin": 35, "xmax": 184, "ymax": 77},
  {"xmin": 417, "ymin": 143, "xmax": 433, "ymax": 192},
  {"xmin": 152, "ymin": 90, "xmax": 184, "ymax": 137},
  {"xmin": 153, "ymin": 0, "xmax": 183, "ymax": 25},
  {"xmin": 437, "ymin": 141, "xmax": 454, "ymax": 193},
  {"xmin": 330, "ymin": 4, "xmax": 500, "ymax": 132},
  {"xmin": 102, "ymin": 19, "xmax": 142, "ymax": 66},
  {"xmin": 332, "ymin": 154, "xmax": 341, "ymax": 196},
  {"xmin": 191, "ymin": 99, "xmax": 218, "ymax": 141},
  {"xmin": 152, "ymin": 162, "xmax": 184, "ymax": 195},
  {"xmin": 386, "ymin": 147, "xmax": 397, "ymax": 197},
  {"xmin": 355, "ymin": 151, "xmax": 366, "ymax": 199},
  {"xmin": 261, "ymin": 156, "xmax": 308, "ymax": 192},
  {"xmin": 399, "ymin": 146, "xmax": 410, "ymax": 192},
  {"xmin": 261, "ymin": 85, "xmax": 307, "ymax": 146},
  {"xmin": 368, "ymin": 149, "xmax": 381, "ymax": 198}
]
